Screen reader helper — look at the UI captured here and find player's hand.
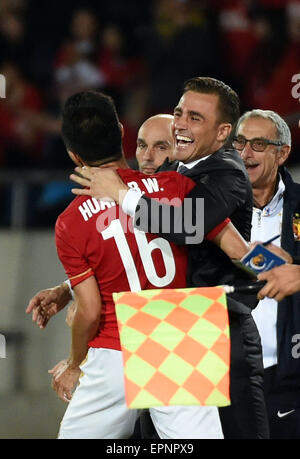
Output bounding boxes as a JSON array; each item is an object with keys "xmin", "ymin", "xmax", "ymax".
[
  {"xmin": 49, "ymin": 359, "xmax": 81, "ymax": 403},
  {"xmin": 26, "ymin": 283, "xmax": 72, "ymax": 328},
  {"xmin": 257, "ymin": 264, "xmax": 300, "ymax": 301},
  {"xmin": 263, "ymin": 244, "xmax": 293, "ymax": 263},
  {"xmin": 70, "ymin": 166, "xmax": 129, "ymax": 203},
  {"xmin": 249, "ymin": 241, "xmax": 293, "ymax": 263}
]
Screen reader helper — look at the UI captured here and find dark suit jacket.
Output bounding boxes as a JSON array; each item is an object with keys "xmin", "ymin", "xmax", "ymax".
[
  {"xmin": 135, "ymin": 147, "xmax": 256, "ymax": 305},
  {"xmin": 157, "ymin": 147, "xmax": 253, "ymax": 240},
  {"xmin": 134, "ymin": 147, "xmax": 269, "ymax": 438},
  {"xmin": 275, "ymin": 167, "xmax": 300, "ymax": 400}
]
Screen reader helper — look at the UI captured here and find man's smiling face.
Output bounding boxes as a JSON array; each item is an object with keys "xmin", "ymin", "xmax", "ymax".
[
  {"xmin": 172, "ymin": 91, "xmax": 225, "ymax": 163},
  {"xmin": 237, "ymin": 117, "xmax": 284, "ymax": 189}
]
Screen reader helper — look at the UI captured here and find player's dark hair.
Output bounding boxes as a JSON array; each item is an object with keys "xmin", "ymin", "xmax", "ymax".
[
  {"xmin": 183, "ymin": 77, "xmax": 240, "ymax": 126},
  {"xmin": 61, "ymin": 91, "xmax": 122, "ymax": 164}
]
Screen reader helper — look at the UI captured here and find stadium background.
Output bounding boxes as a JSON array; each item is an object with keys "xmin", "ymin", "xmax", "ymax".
[{"xmin": 0, "ymin": 0, "xmax": 300, "ymax": 438}]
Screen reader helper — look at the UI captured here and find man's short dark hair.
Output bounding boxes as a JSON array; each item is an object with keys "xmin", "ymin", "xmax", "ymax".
[
  {"xmin": 61, "ymin": 91, "xmax": 122, "ymax": 164},
  {"xmin": 183, "ymin": 77, "xmax": 240, "ymax": 126}
]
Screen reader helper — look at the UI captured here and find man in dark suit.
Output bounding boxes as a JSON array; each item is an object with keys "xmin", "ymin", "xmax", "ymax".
[{"xmin": 71, "ymin": 77, "xmax": 269, "ymax": 438}]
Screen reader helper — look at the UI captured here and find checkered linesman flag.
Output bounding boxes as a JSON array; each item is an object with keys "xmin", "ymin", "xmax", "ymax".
[{"xmin": 114, "ymin": 286, "xmax": 231, "ymax": 409}]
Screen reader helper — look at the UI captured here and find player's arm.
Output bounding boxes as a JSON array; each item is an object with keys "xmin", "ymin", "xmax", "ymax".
[
  {"xmin": 257, "ymin": 264, "xmax": 300, "ymax": 301},
  {"xmin": 208, "ymin": 221, "xmax": 249, "ymax": 260},
  {"xmin": 70, "ymin": 166, "xmax": 248, "ymax": 244},
  {"xmin": 70, "ymin": 166, "xmax": 249, "ymax": 258},
  {"xmin": 69, "ymin": 275, "xmax": 101, "ymax": 367},
  {"xmin": 131, "ymin": 170, "xmax": 248, "ymax": 244},
  {"xmin": 26, "ymin": 281, "xmax": 72, "ymax": 328},
  {"xmin": 50, "ymin": 276, "xmax": 101, "ymax": 402}
]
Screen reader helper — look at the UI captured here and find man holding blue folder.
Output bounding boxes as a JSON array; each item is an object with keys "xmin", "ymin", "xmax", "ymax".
[{"xmin": 234, "ymin": 109, "xmax": 300, "ymax": 439}]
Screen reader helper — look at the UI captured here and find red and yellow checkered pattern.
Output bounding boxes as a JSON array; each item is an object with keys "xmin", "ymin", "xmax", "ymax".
[{"xmin": 113, "ymin": 287, "xmax": 231, "ymax": 409}]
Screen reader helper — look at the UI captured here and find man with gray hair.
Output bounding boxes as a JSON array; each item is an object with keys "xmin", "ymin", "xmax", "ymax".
[{"xmin": 233, "ymin": 109, "xmax": 300, "ymax": 439}]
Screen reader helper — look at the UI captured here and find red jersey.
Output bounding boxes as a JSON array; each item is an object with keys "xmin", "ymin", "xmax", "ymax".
[{"xmin": 55, "ymin": 168, "xmax": 228, "ymax": 350}]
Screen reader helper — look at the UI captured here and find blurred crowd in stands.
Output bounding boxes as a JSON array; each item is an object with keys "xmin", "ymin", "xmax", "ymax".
[{"xmin": 0, "ymin": 0, "xmax": 300, "ymax": 226}]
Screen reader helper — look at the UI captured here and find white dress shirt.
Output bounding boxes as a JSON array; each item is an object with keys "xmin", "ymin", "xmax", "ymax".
[{"xmin": 251, "ymin": 176, "xmax": 285, "ymax": 368}]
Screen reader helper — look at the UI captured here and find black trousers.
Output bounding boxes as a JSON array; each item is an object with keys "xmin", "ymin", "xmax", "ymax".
[
  {"xmin": 218, "ymin": 297, "xmax": 269, "ymax": 439},
  {"xmin": 263, "ymin": 365, "xmax": 300, "ymax": 439}
]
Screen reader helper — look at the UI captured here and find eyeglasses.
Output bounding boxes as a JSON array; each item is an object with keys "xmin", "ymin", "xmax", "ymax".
[{"xmin": 232, "ymin": 137, "xmax": 284, "ymax": 152}]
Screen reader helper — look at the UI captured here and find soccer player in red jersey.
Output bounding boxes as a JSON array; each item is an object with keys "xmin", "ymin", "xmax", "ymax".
[{"xmin": 51, "ymin": 90, "xmax": 247, "ymax": 439}]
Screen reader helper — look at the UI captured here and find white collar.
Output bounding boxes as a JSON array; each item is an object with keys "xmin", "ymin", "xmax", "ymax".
[
  {"xmin": 253, "ymin": 174, "xmax": 285, "ymax": 216},
  {"xmin": 177, "ymin": 155, "xmax": 210, "ymax": 170}
]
